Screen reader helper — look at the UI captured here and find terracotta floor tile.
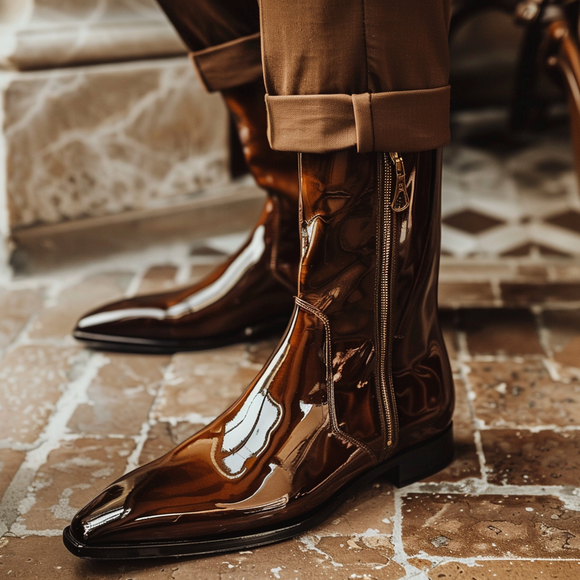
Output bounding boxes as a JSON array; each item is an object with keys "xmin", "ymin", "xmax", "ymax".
[
  {"xmin": 438, "ymin": 282, "xmax": 495, "ymax": 308},
  {"xmin": 439, "ymin": 310, "xmax": 460, "ymax": 372},
  {"xmin": 311, "ymin": 535, "xmax": 390, "ymax": 566},
  {"xmin": 189, "ymin": 263, "xmax": 220, "ymax": 283},
  {"xmin": 0, "ymin": 288, "xmax": 43, "ymax": 350},
  {"xmin": 199, "ymin": 537, "xmax": 405, "ymax": 580},
  {"xmin": 0, "ymin": 345, "xmax": 81, "ymax": 445},
  {"xmin": 424, "ymin": 560, "xmax": 580, "ymax": 580},
  {"xmin": 457, "ymin": 309, "xmax": 544, "ymax": 356},
  {"xmin": 29, "ymin": 272, "xmax": 133, "ymax": 339},
  {"xmin": 482, "ymin": 429, "xmax": 580, "ymax": 486},
  {"xmin": 0, "ymin": 449, "xmax": 25, "ymax": 499},
  {"xmin": 500, "ymin": 282, "xmax": 580, "ymax": 305},
  {"xmin": 554, "ymin": 337, "xmax": 580, "ymax": 372},
  {"xmin": 0, "ymin": 534, "xmax": 404, "ymax": 580},
  {"xmin": 543, "ymin": 308, "xmax": 580, "ymax": 348},
  {"xmin": 0, "ymin": 536, "xmax": 198, "ymax": 580},
  {"xmin": 439, "ymin": 260, "xmax": 514, "ymax": 281},
  {"xmin": 542, "ymin": 309, "xmax": 580, "ymax": 371},
  {"xmin": 6, "ymin": 539, "xmax": 580, "ymax": 580},
  {"xmin": 13, "ymin": 437, "xmax": 134, "ymax": 534},
  {"xmin": 453, "ymin": 379, "xmax": 474, "ymax": 428},
  {"xmin": 67, "ymin": 353, "xmax": 171, "ymax": 436},
  {"xmin": 136, "ymin": 265, "xmax": 178, "ymax": 294},
  {"xmin": 550, "ymin": 263, "xmax": 580, "ymax": 282},
  {"xmin": 402, "ymin": 493, "xmax": 580, "ymax": 558},
  {"xmin": 425, "ymin": 380, "xmax": 480, "ymax": 483},
  {"xmin": 0, "ymin": 537, "xmax": 81, "ymax": 580},
  {"xmin": 313, "ymin": 481, "xmax": 394, "ymax": 537},
  {"xmin": 153, "ymin": 346, "xmax": 258, "ymax": 420},
  {"xmin": 468, "ymin": 359, "xmax": 580, "ymax": 427},
  {"xmin": 517, "ymin": 265, "xmax": 550, "ymax": 281}
]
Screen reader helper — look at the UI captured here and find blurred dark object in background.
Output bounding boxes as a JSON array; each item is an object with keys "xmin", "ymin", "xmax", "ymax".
[
  {"xmin": 450, "ymin": 0, "xmax": 580, "ymax": 190},
  {"xmin": 450, "ymin": 1, "xmax": 529, "ymax": 112},
  {"xmin": 450, "ymin": 0, "xmax": 579, "ymax": 129}
]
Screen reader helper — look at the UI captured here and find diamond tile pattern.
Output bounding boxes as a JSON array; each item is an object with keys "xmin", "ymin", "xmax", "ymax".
[
  {"xmin": 546, "ymin": 209, "xmax": 580, "ymax": 234},
  {"xmin": 441, "ymin": 128, "xmax": 580, "ymax": 260},
  {"xmin": 442, "ymin": 209, "xmax": 504, "ymax": 234},
  {"xmin": 500, "ymin": 242, "xmax": 572, "ymax": 257}
]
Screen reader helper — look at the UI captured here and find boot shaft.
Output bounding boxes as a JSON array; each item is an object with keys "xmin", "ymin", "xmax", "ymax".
[
  {"xmin": 390, "ymin": 150, "xmax": 454, "ymax": 446},
  {"xmin": 222, "ymin": 81, "xmax": 300, "ymax": 288},
  {"xmin": 222, "ymin": 81, "xmax": 299, "ymax": 204},
  {"xmin": 298, "ymin": 148, "xmax": 454, "ymax": 457}
]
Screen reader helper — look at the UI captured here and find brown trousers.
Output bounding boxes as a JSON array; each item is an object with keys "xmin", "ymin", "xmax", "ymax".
[{"xmin": 157, "ymin": 0, "xmax": 451, "ymax": 153}]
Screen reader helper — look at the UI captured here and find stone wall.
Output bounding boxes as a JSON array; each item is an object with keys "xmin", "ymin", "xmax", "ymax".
[
  {"xmin": 0, "ymin": 0, "xmax": 185, "ymax": 70},
  {"xmin": 0, "ymin": 0, "xmax": 231, "ymax": 269}
]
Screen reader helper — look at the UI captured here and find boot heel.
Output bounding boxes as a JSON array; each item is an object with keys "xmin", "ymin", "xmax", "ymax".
[{"xmin": 384, "ymin": 424, "xmax": 454, "ymax": 488}]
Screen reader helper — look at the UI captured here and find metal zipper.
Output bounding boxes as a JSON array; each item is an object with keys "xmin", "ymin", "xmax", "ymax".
[
  {"xmin": 390, "ymin": 152, "xmax": 410, "ymax": 212},
  {"xmin": 377, "ymin": 152, "xmax": 404, "ymax": 454}
]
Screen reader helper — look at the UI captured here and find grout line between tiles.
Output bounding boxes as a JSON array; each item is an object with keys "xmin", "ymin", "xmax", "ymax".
[{"xmin": 0, "ymin": 351, "xmax": 107, "ymax": 536}]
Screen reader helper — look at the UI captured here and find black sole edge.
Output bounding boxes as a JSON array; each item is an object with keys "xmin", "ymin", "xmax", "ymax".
[
  {"xmin": 73, "ymin": 319, "xmax": 291, "ymax": 354},
  {"xmin": 62, "ymin": 424, "xmax": 454, "ymax": 560}
]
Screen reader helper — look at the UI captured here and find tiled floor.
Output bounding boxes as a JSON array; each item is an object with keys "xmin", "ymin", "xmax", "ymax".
[
  {"xmin": 0, "ymin": 236, "xmax": 579, "ymax": 580},
  {"xmin": 441, "ymin": 122, "xmax": 580, "ymax": 260}
]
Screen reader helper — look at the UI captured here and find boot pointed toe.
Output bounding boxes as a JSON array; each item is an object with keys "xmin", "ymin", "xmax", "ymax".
[
  {"xmin": 73, "ymin": 197, "xmax": 298, "ymax": 354},
  {"xmin": 75, "ymin": 301, "xmax": 165, "ymax": 339},
  {"xmin": 73, "ymin": 294, "xmax": 179, "ymax": 352},
  {"xmin": 66, "ymin": 475, "xmax": 139, "ymax": 556}
]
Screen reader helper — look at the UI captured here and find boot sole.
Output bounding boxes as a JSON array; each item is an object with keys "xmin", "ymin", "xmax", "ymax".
[
  {"xmin": 62, "ymin": 423, "xmax": 453, "ymax": 560},
  {"xmin": 73, "ymin": 317, "xmax": 291, "ymax": 354}
]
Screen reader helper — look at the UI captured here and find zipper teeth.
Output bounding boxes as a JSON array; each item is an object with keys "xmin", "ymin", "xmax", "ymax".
[
  {"xmin": 298, "ymin": 153, "xmax": 305, "ymax": 297},
  {"xmin": 380, "ymin": 152, "xmax": 394, "ymax": 448}
]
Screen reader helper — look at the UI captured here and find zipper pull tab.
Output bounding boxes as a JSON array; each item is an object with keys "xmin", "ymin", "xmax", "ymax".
[{"xmin": 389, "ymin": 152, "xmax": 410, "ymax": 212}]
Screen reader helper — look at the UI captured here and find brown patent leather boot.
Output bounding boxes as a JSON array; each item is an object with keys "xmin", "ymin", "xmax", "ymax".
[
  {"xmin": 73, "ymin": 81, "xmax": 299, "ymax": 353},
  {"xmin": 63, "ymin": 148, "xmax": 454, "ymax": 559}
]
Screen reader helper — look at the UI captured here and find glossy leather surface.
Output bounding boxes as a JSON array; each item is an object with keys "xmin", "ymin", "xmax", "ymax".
[
  {"xmin": 68, "ymin": 148, "xmax": 453, "ymax": 550},
  {"xmin": 74, "ymin": 83, "xmax": 300, "ymax": 350},
  {"xmin": 391, "ymin": 150, "xmax": 454, "ymax": 449}
]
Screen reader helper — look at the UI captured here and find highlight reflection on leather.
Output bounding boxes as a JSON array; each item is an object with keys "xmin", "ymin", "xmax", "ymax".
[
  {"xmin": 73, "ymin": 82, "xmax": 300, "ymax": 351},
  {"xmin": 72, "ymin": 305, "xmax": 368, "ymax": 544},
  {"xmin": 67, "ymin": 149, "xmax": 454, "ymax": 552},
  {"xmin": 390, "ymin": 150, "xmax": 455, "ymax": 448},
  {"xmin": 78, "ymin": 225, "xmax": 267, "ymax": 328}
]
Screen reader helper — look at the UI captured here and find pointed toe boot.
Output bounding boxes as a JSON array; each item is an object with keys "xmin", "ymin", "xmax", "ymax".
[
  {"xmin": 73, "ymin": 82, "xmax": 300, "ymax": 353},
  {"xmin": 64, "ymin": 148, "xmax": 454, "ymax": 559}
]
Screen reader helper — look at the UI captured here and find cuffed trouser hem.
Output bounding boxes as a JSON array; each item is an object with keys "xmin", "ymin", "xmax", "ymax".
[
  {"xmin": 191, "ymin": 32, "xmax": 263, "ymax": 92},
  {"xmin": 265, "ymin": 85, "xmax": 451, "ymax": 153}
]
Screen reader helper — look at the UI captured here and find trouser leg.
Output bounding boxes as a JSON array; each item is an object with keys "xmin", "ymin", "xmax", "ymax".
[
  {"xmin": 156, "ymin": 0, "xmax": 263, "ymax": 91},
  {"xmin": 258, "ymin": 0, "xmax": 452, "ymax": 152}
]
